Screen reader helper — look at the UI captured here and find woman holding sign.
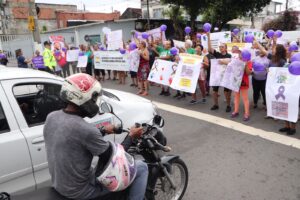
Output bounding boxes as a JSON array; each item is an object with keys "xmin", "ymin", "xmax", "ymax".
[{"xmin": 137, "ymin": 41, "xmax": 150, "ymax": 96}]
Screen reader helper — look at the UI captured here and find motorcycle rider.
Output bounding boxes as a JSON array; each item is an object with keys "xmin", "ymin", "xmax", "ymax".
[{"xmin": 43, "ymin": 73, "xmax": 148, "ymax": 200}]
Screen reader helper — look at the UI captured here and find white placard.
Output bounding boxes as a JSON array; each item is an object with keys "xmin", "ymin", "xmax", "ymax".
[
  {"xmin": 243, "ymin": 28, "xmax": 264, "ymax": 42},
  {"xmin": 128, "ymin": 49, "xmax": 140, "ymax": 72},
  {"xmin": 106, "ymin": 30, "xmax": 123, "ymax": 50},
  {"xmin": 94, "ymin": 51, "xmax": 130, "ymax": 71},
  {"xmin": 210, "ymin": 31, "xmax": 232, "ymax": 49},
  {"xmin": 266, "ymin": 67, "xmax": 300, "ymax": 123},
  {"xmin": 148, "ymin": 59, "xmax": 178, "ymax": 86},
  {"xmin": 173, "ymin": 40, "xmax": 185, "ymax": 49},
  {"xmin": 209, "ymin": 59, "xmax": 227, "ymax": 86},
  {"xmin": 77, "ymin": 55, "xmax": 88, "ymax": 68},
  {"xmin": 133, "ymin": 27, "xmax": 166, "ymax": 42},
  {"xmin": 66, "ymin": 49, "xmax": 80, "ymax": 62}
]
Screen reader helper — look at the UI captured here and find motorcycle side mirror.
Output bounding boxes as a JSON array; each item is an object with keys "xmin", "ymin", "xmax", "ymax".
[
  {"xmin": 153, "ymin": 115, "xmax": 164, "ymax": 128},
  {"xmin": 99, "ymin": 102, "xmax": 113, "ymax": 114}
]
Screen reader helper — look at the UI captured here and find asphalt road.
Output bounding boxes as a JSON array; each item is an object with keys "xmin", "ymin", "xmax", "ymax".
[{"xmin": 101, "ymin": 79, "xmax": 300, "ymax": 200}]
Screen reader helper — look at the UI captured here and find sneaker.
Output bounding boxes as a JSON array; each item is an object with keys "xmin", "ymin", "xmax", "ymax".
[
  {"xmin": 279, "ymin": 127, "xmax": 290, "ymax": 132},
  {"xmin": 231, "ymin": 112, "xmax": 239, "ymax": 118},
  {"xmin": 189, "ymin": 100, "xmax": 198, "ymax": 104},
  {"xmin": 243, "ymin": 116, "xmax": 250, "ymax": 121},
  {"xmin": 287, "ymin": 129, "xmax": 296, "ymax": 135},
  {"xmin": 159, "ymin": 91, "xmax": 165, "ymax": 95},
  {"xmin": 164, "ymin": 91, "xmax": 171, "ymax": 96},
  {"xmin": 130, "ymin": 83, "xmax": 135, "ymax": 87},
  {"xmin": 200, "ymin": 98, "xmax": 206, "ymax": 104},
  {"xmin": 226, "ymin": 106, "xmax": 232, "ymax": 113},
  {"xmin": 211, "ymin": 105, "xmax": 219, "ymax": 110}
]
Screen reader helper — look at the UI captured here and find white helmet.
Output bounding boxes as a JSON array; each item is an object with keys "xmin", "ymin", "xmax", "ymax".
[
  {"xmin": 97, "ymin": 141, "xmax": 137, "ymax": 192},
  {"xmin": 60, "ymin": 73, "xmax": 102, "ymax": 118}
]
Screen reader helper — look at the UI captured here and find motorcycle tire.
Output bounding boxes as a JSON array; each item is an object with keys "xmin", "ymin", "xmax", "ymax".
[{"xmin": 154, "ymin": 158, "xmax": 188, "ymax": 200}]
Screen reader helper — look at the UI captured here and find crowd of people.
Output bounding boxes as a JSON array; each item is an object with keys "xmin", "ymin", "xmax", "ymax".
[{"xmin": 3, "ymin": 27, "xmax": 299, "ymax": 136}]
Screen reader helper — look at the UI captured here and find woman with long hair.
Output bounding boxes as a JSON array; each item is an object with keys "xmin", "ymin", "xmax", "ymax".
[{"xmin": 137, "ymin": 41, "xmax": 150, "ymax": 96}]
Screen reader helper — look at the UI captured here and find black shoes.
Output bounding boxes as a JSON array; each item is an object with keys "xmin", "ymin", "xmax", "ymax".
[
  {"xmin": 279, "ymin": 127, "xmax": 296, "ymax": 135},
  {"xmin": 279, "ymin": 127, "xmax": 290, "ymax": 132},
  {"xmin": 226, "ymin": 106, "xmax": 232, "ymax": 113},
  {"xmin": 211, "ymin": 105, "xmax": 219, "ymax": 110}
]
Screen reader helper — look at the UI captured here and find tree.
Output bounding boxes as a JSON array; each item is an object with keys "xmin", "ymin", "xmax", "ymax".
[
  {"xmin": 163, "ymin": 5, "xmax": 185, "ymax": 39},
  {"xmin": 262, "ymin": 10, "xmax": 298, "ymax": 32},
  {"xmin": 202, "ymin": 0, "xmax": 271, "ymax": 31},
  {"xmin": 161, "ymin": 0, "xmax": 207, "ymax": 31}
]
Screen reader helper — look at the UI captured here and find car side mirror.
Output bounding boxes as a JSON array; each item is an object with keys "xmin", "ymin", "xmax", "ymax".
[
  {"xmin": 153, "ymin": 115, "xmax": 164, "ymax": 128},
  {"xmin": 99, "ymin": 102, "xmax": 113, "ymax": 115}
]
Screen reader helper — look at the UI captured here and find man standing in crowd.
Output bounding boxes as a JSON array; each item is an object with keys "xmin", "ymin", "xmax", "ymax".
[{"xmin": 43, "ymin": 41, "xmax": 56, "ymax": 74}]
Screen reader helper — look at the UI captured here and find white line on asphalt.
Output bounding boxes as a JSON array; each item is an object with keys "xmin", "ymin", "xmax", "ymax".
[{"xmin": 154, "ymin": 101, "xmax": 300, "ymax": 150}]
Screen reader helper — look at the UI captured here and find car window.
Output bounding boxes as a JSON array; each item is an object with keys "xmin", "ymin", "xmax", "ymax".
[
  {"xmin": 0, "ymin": 103, "xmax": 10, "ymax": 133},
  {"xmin": 13, "ymin": 83, "xmax": 65, "ymax": 127}
]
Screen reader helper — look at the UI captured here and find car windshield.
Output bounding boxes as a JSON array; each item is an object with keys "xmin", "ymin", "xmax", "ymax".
[{"xmin": 102, "ymin": 90, "xmax": 120, "ymax": 101}]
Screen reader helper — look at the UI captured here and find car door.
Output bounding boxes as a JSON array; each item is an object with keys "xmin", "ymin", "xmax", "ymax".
[
  {"xmin": 1, "ymin": 78, "xmax": 65, "ymax": 189},
  {"xmin": 0, "ymin": 82, "xmax": 35, "ymax": 194}
]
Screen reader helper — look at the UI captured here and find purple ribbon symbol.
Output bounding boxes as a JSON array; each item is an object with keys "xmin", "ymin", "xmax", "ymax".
[{"xmin": 275, "ymin": 85, "xmax": 285, "ymax": 101}]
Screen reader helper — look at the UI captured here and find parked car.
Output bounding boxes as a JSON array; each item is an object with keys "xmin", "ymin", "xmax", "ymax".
[{"xmin": 0, "ymin": 66, "xmax": 159, "ymax": 195}]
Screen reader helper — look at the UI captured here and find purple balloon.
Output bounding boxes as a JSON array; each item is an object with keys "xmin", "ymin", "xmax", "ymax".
[
  {"xmin": 78, "ymin": 52, "xmax": 84, "ymax": 56},
  {"xmin": 289, "ymin": 61, "xmax": 300, "ymax": 75},
  {"xmin": 134, "ymin": 32, "xmax": 139, "ymax": 38},
  {"xmin": 241, "ymin": 49, "xmax": 251, "ymax": 61},
  {"xmin": 289, "ymin": 44, "xmax": 299, "ymax": 52},
  {"xmin": 62, "ymin": 47, "xmax": 67, "ymax": 52},
  {"xmin": 142, "ymin": 32, "xmax": 149, "ymax": 39},
  {"xmin": 129, "ymin": 42, "xmax": 137, "ymax": 50},
  {"xmin": 203, "ymin": 23, "xmax": 212, "ymax": 33},
  {"xmin": 253, "ymin": 62, "xmax": 265, "ymax": 72},
  {"xmin": 54, "ymin": 51, "xmax": 60, "ymax": 56},
  {"xmin": 196, "ymin": 33, "xmax": 202, "ymax": 39},
  {"xmin": 275, "ymin": 30, "xmax": 282, "ymax": 38},
  {"xmin": 119, "ymin": 48, "xmax": 126, "ymax": 54},
  {"xmin": 100, "ymin": 47, "xmax": 106, "ymax": 51},
  {"xmin": 170, "ymin": 47, "xmax": 179, "ymax": 56},
  {"xmin": 266, "ymin": 29, "xmax": 274, "ymax": 38},
  {"xmin": 245, "ymin": 34, "xmax": 254, "ymax": 43},
  {"xmin": 290, "ymin": 52, "xmax": 300, "ymax": 62},
  {"xmin": 160, "ymin": 24, "xmax": 167, "ymax": 32},
  {"xmin": 185, "ymin": 26, "xmax": 191, "ymax": 34},
  {"xmin": 233, "ymin": 28, "xmax": 239, "ymax": 35}
]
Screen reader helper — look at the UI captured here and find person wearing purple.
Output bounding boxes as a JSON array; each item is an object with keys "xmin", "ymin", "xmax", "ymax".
[
  {"xmin": 0, "ymin": 51, "xmax": 8, "ymax": 66},
  {"xmin": 32, "ymin": 50, "xmax": 46, "ymax": 71}
]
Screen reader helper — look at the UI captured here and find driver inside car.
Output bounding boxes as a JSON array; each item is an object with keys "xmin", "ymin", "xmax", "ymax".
[{"xmin": 43, "ymin": 73, "xmax": 148, "ymax": 200}]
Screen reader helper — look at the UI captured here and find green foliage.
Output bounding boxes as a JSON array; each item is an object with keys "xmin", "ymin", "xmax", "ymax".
[
  {"xmin": 163, "ymin": 5, "xmax": 185, "ymax": 39},
  {"xmin": 262, "ymin": 10, "xmax": 298, "ymax": 32},
  {"xmin": 42, "ymin": 25, "xmax": 47, "ymax": 33}
]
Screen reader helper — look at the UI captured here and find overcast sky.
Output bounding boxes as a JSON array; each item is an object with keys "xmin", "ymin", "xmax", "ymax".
[{"xmin": 35, "ymin": 0, "xmax": 141, "ymax": 13}]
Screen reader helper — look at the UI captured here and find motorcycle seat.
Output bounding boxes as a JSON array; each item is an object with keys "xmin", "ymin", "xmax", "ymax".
[{"xmin": 11, "ymin": 187, "xmax": 70, "ymax": 200}]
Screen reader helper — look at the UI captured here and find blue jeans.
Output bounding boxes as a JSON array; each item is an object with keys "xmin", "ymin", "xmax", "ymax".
[{"xmin": 91, "ymin": 160, "xmax": 148, "ymax": 200}]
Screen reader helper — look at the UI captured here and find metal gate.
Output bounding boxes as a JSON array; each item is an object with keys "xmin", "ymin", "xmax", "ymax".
[{"xmin": 0, "ymin": 34, "xmax": 34, "ymax": 66}]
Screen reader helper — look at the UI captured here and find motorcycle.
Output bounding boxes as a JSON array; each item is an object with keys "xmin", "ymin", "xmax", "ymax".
[{"xmin": 3, "ymin": 102, "xmax": 188, "ymax": 200}]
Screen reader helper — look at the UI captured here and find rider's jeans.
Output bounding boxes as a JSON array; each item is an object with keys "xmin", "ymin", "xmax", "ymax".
[{"xmin": 90, "ymin": 160, "xmax": 148, "ymax": 200}]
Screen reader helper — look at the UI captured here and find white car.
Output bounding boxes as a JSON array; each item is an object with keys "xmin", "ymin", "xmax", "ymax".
[{"xmin": 0, "ymin": 66, "xmax": 159, "ymax": 194}]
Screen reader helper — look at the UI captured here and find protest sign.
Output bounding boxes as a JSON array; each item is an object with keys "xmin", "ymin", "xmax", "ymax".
[
  {"xmin": 243, "ymin": 28, "xmax": 264, "ymax": 42},
  {"xmin": 220, "ymin": 58, "xmax": 245, "ymax": 92},
  {"xmin": 200, "ymin": 34, "xmax": 209, "ymax": 55},
  {"xmin": 170, "ymin": 53, "xmax": 203, "ymax": 93},
  {"xmin": 94, "ymin": 51, "xmax": 130, "ymax": 71},
  {"xmin": 134, "ymin": 27, "xmax": 166, "ymax": 42},
  {"xmin": 32, "ymin": 56, "xmax": 45, "ymax": 69},
  {"xmin": 266, "ymin": 67, "xmax": 300, "ymax": 122},
  {"xmin": 49, "ymin": 35, "xmax": 65, "ymax": 51},
  {"xmin": 209, "ymin": 59, "xmax": 227, "ymax": 86},
  {"xmin": 77, "ymin": 55, "xmax": 88, "ymax": 68},
  {"xmin": 128, "ymin": 49, "xmax": 140, "ymax": 72},
  {"xmin": 148, "ymin": 59, "xmax": 178, "ymax": 86},
  {"xmin": 173, "ymin": 40, "xmax": 185, "ymax": 49},
  {"xmin": 210, "ymin": 31, "xmax": 231, "ymax": 49},
  {"xmin": 106, "ymin": 30, "xmax": 123, "ymax": 50},
  {"xmin": 66, "ymin": 49, "xmax": 80, "ymax": 62},
  {"xmin": 226, "ymin": 43, "xmax": 252, "ymax": 52}
]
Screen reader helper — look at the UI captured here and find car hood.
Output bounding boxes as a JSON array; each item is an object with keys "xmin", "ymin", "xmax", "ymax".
[{"xmin": 104, "ymin": 89, "xmax": 152, "ymax": 103}]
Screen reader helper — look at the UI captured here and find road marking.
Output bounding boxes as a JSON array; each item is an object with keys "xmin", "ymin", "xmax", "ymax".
[{"xmin": 154, "ymin": 101, "xmax": 300, "ymax": 150}]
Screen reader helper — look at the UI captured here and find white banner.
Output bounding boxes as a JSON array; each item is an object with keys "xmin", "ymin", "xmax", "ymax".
[
  {"xmin": 148, "ymin": 59, "xmax": 178, "ymax": 86},
  {"xmin": 66, "ymin": 49, "xmax": 80, "ymax": 62},
  {"xmin": 220, "ymin": 59, "xmax": 245, "ymax": 92},
  {"xmin": 173, "ymin": 40, "xmax": 185, "ymax": 49},
  {"xmin": 209, "ymin": 59, "xmax": 227, "ymax": 86},
  {"xmin": 128, "ymin": 49, "xmax": 140, "ymax": 72},
  {"xmin": 106, "ymin": 30, "xmax": 123, "ymax": 50},
  {"xmin": 94, "ymin": 51, "xmax": 130, "ymax": 71},
  {"xmin": 243, "ymin": 28, "xmax": 264, "ymax": 42},
  {"xmin": 77, "ymin": 55, "xmax": 88, "ymax": 68},
  {"xmin": 170, "ymin": 53, "xmax": 203, "ymax": 93},
  {"xmin": 201, "ymin": 34, "xmax": 209, "ymax": 55},
  {"xmin": 210, "ymin": 31, "xmax": 232, "ymax": 49},
  {"xmin": 266, "ymin": 67, "xmax": 300, "ymax": 123},
  {"xmin": 134, "ymin": 27, "xmax": 166, "ymax": 42}
]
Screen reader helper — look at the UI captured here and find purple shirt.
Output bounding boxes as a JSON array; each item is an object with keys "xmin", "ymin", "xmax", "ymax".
[{"xmin": 32, "ymin": 56, "xmax": 45, "ymax": 69}]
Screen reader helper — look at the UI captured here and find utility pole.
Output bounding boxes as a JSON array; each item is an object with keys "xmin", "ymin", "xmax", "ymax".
[
  {"xmin": 286, "ymin": 0, "xmax": 289, "ymax": 10},
  {"xmin": 146, "ymin": 0, "xmax": 150, "ymax": 30},
  {"xmin": 28, "ymin": 0, "xmax": 41, "ymax": 43}
]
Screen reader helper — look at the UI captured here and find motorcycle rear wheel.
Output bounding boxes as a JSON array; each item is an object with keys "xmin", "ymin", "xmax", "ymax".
[{"xmin": 154, "ymin": 158, "xmax": 188, "ymax": 200}]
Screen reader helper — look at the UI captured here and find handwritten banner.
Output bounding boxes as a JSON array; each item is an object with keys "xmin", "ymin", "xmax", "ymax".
[
  {"xmin": 128, "ymin": 49, "xmax": 140, "ymax": 72},
  {"xmin": 106, "ymin": 30, "xmax": 123, "ymax": 50},
  {"xmin": 209, "ymin": 59, "xmax": 227, "ymax": 86},
  {"xmin": 133, "ymin": 27, "xmax": 166, "ymax": 42},
  {"xmin": 94, "ymin": 51, "xmax": 129, "ymax": 71},
  {"xmin": 77, "ymin": 55, "xmax": 88, "ymax": 68},
  {"xmin": 148, "ymin": 59, "xmax": 178, "ymax": 86},
  {"xmin": 66, "ymin": 49, "xmax": 80, "ymax": 62},
  {"xmin": 243, "ymin": 28, "xmax": 264, "ymax": 42},
  {"xmin": 266, "ymin": 67, "xmax": 300, "ymax": 122}
]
